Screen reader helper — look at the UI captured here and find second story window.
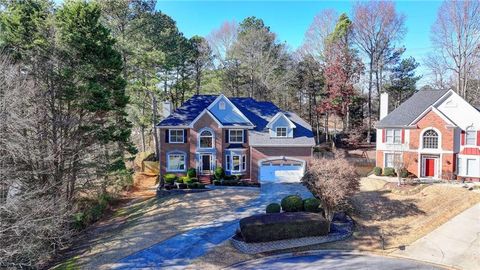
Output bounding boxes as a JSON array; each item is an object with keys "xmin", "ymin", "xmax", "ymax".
[
  {"xmin": 386, "ymin": 129, "xmax": 401, "ymax": 144},
  {"xmin": 276, "ymin": 127, "xmax": 287, "ymax": 137},
  {"xmin": 199, "ymin": 130, "xmax": 213, "ymax": 148},
  {"xmin": 423, "ymin": 129, "xmax": 439, "ymax": 149},
  {"xmin": 466, "ymin": 128, "xmax": 476, "ymax": 145},
  {"xmin": 229, "ymin": 129, "xmax": 244, "ymax": 143},
  {"xmin": 169, "ymin": 129, "xmax": 184, "ymax": 143}
]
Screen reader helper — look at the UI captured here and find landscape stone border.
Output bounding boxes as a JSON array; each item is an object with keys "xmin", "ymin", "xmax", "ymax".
[
  {"xmin": 231, "ymin": 215, "xmax": 354, "ymax": 254},
  {"xmin": 156, "ymin": 187, "xmax": 210, "ymax": 197}
]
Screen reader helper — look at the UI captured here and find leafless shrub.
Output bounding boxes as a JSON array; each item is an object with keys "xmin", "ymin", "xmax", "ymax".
[{"xmin": 301, "ymin": 158, "xmax": 360, "ymax": 224}]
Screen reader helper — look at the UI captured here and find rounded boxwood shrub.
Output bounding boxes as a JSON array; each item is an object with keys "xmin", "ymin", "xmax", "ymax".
[
  {"xmin": 214, "ymin": 167, "xmax": 225, "ymax": 180},
  {"xmin": 164, "ymin": 173, "xmax": 177, "ymax": 184},
  {"xmin": 185, "ymin": 178, "xmax": 194, "ymax": 184},
  {"xmin": 399, "ymin": 168, "xmax": 409, "ymax": 178},
  {"xmin": 266, "ymin": 203, "xmax": 281, "ymax": 213},
  {"xmin": 189, "ymin": 177, "xmax": 199, "ymax": 183},
  {"xmin": 187, "ymin": 168, "xmax": 196, "ymax": 178},
  {"xmin": 373, "ymin": 167, "xmax": 382, "ymax": 176},
  {"xmin": 303, "ymin": 198, "xmax": 321, "ymax": 213},
  {"xmin": 281, "ymin": 195, "xmax": 303, "ymax": 212},
  {"xmin": 197, "ymin": 183, "xmax": 206, "ymax": 189},
  {"xmin": 187, "ymin": 183, "xmax": 196, "ymax": 189},
  {"xmin": 213, "ymin": 180, "xmax": 221, "ymax": 186},
  {"xmin": 383, "ymin": 167, "xmax": 396, "ymax": 177}
]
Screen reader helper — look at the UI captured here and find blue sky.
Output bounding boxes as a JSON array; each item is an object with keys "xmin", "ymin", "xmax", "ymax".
[{"xmin": 158, "ymin": 0, "xmax": 443, "ymax": 83}]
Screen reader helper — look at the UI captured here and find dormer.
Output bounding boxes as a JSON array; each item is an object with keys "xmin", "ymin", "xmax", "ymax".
[{"xmin": 267, "ymin": 112, "xmax": 296, "ymax": 138}]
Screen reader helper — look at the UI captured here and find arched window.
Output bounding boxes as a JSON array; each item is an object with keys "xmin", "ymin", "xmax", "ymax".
[
  {"xmin": 199, "ymin": 130, "xmax": 213, "ymax": 148},
  {"xmin": 423, "ymin": 129, "xmax": 439, "ymax": 149}
]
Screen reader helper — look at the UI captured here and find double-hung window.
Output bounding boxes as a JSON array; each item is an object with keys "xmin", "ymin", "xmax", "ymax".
[
  {"xmin": 169, "ymin": 129, "xmax": 184, "ymax": 143},
  {"xmin": 466, "ymin": 128, "xmax": 476, "ymax": 145},
  {"xmin": 229, "ymin": 129, "xmax": 244, "ymax": 143},
  {"xmin": 276, "ymin": 127, "xmax": 287, "ymax": 137},
  {"xmin": 386, "ymin": 129, "xmax": 401, "ymax": 144},
  {"xmin": 167, "ymin": 153, "xmax": 186, "ymax": 171},
  {"xmin": 226, "ymin": 154, "xmax": 246, "ymax": 172},
  {"xmin": 232, "ymin": 155, "xmax": 241, "ymax": 171},
  {"xmin": 385, "ymin": 153, "xmax": 401, "ymax": 168},
  {"xmin": 199, "ymin": 130, "xmax": 213, "ymax": 148}
]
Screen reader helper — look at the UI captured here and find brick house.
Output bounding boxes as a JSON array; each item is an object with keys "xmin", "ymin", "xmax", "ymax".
[
  {"xmin": 376, "ymin": 89, "xmax": 480, "ymax": 181},
  {"xmin": 156, "ymin": 94, "xmax": 315, "ymax": 183}
]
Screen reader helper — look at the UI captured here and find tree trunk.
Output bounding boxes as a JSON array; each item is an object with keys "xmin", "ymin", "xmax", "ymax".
[
  {"xmin": 149, "ymin": 92, "xmax": 163, "ymax": 189},
  {"xmin": 366, "ymin": 58, "xmax": 374, "ymax": 143}
]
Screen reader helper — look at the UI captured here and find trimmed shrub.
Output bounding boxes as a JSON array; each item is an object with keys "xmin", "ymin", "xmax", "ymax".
[
  {"xmin": 187, "ymin": 183, "xmax": 196, "ymax": 189},
  {"xmin": 303, "ymin": 198, "xmax": 321, "ymax": 213},
  {"xmin": 239, "ymin": 212, "xmax": 329, "ymax": 243},
  {"xmin": 187, "ymin": 168, "xmax": 197, "ymax": 178},
  {"xmin": 399, "ymin": 168, "xmax": 409, "ymax": 178},
  {"xmin": 196, "ymin": 183, "xmax": 206, "ymax": 189},
  {"xmin": 213, "ymin": 180, "xmax": 221, "ymax": 186},
  {"xmin": 164, "ymin": 173, "xmax": 177, "ymax": 184},
  {"xmin": 223, "ymin": 174, "xmax": 235, "ymax": 180},
  {"xmin": 190, "ymin": 177, "xmax": 199, "ymax": 183},
  {"xmin": 233, "ymin": 174, "xmax": 242, "ymax": 181},
  {"xmin": 373, "ymin": 167, "xmax": 382, "ymax": 176},
  {"xmin": 266, "ymin": 203, "xmax": 281, "ymax": 213},
  {"xmin": 383, "ymin": 167, "xmax": 396, "ymax": 177},
  {"xmin": 223, "ymin": 180, "xmax": 239, "ymax": 186},
  {"xmin": 184, "ymin": 178, "xmax": 194, "ymax": 184},
  {"xmin": 281, "ymin": 195, "xmax": 303, "ymax": 212},
  {"xmin": 179, "ymin": 176, "xmax": 189, "ymax": 183},
  {"xmin": 214, "ymin": 167, "xmax": 225, "ymax": 180}
]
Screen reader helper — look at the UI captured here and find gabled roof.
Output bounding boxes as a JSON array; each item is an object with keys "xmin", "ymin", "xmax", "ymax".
[
  {"xmin": 376, "ymin": 89, "xmax": 450, "ymax": 128},
  {"xmin": 266, "ymin": 112, "xmax": 296, "ymax": 129},
  {"xmin": 157, "ymin": 94, "xmax": 315, "ymax": 146}
]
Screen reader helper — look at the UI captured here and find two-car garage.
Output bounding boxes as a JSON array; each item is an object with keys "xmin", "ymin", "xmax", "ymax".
[{"xmin": 258, "ymin": 158, "xmax": 306, "ymax": 183}]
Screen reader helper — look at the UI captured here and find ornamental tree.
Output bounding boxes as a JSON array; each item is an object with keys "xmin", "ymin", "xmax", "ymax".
[{"xmin": 301, "ymin": 158, "xmax": 360, "ymax": 224}]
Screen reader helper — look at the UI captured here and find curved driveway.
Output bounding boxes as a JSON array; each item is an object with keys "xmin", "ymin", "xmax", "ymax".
[{"xmin": 227, "ymin": 250, "xmax": 445, "ymax": 270}]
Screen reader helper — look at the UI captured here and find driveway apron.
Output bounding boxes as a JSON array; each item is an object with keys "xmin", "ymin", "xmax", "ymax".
[{"xmin": 113, "ymin": 182, "xmax": 312, "ymax": 269}]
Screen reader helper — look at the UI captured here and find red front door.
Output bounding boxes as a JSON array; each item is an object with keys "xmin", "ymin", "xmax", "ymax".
[{"xmin": 425, "ymin": 159, "xmax": 435, "ymax": 177}]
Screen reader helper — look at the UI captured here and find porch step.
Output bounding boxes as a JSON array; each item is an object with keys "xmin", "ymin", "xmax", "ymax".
[{"xmin": 198, "ymin": 175, "xmax": 212, "ymax": 184}]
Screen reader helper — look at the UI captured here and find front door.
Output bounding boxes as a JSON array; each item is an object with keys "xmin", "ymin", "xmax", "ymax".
[
  {"xmin": 201, "ymin": 154, "xmax": 211, "ymax": 172},
  {"xmin": 424, "ymin": 158, "xmax": 435, "ymax": 177}
]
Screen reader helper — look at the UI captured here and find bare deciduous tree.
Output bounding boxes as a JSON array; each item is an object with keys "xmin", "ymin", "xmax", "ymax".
[
  {"xmin": 301, "ymin": 9, "xmax": 338, "ymax": 62},
  {"xmin": 352, "ymin": 1, "xmax": 406, "ymax": 142},
  {"xmin": 301, "ymin": 158, "xmax": 360, "ymax": 224},
  {"xmin": 430, "ymin": 0, "xmax": 480, "ymax": 100}
]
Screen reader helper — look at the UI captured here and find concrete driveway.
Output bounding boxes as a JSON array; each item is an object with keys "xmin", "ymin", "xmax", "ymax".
[
  {"xmin": 394, "ymin": 203, "xmax": 480, "ymax": 270},
  {"xmin": 227, "ymin": 250, "xmax": 444, "ymax": 270},
  {"xmin": 111, "ymin": 183, "xmax": 313, "ymax": 269}
]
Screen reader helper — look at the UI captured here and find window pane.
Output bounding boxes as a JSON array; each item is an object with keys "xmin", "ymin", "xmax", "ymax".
[
  {"xmin": 242, "ymin": 155, "xmax": 246, "ymax": 170},
  {"xmin": 200, "ymin": 137, "xmax": 212, "ymax": 148},
  {"xmin": 466, "ymin": 131, "xmax": 476, "ymax": 145},
  {"xmin": 168, "ymin": 154, "xmax": 185, "ymax": 171},
  {"xmin": 230, "ymin": 130, "xmax": 243, "ymax": 143},
  {"xmin": 233, "ymin": 155, "xmax": 240, "ymax": 171},
  {"xmin": 423, "ymin": 130, "xmax": 438, "ymax": 149},
  {"xmin": 276, "ymin": 127, "xmax": 287, "ymax": 137}
]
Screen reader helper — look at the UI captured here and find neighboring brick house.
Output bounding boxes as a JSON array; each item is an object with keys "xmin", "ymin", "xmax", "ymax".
[
  {"xmin": 376, "ymin": 89, "xmax": 480, "ymax": 181},
  {"xmin": 156, "ymin": 94, "xmax": 315, "ymax": 183}
]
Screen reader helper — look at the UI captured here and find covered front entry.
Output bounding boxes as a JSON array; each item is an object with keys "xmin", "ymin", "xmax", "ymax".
[
  {"xmin": 197, "ymin": 153, "xmax": 215, "ymax": 175},
  {"xmin": 421, "ymin": 155, "xmax": 439, "ymax": 178},
  {"xmin": 259, "ymin": 157, "xmax": 305, "ymax": 183}
]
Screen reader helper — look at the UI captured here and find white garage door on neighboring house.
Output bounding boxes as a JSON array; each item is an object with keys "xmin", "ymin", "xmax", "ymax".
[{"xmin": 259, "ymin": 158, "xmax": 305, "ymax": 183}]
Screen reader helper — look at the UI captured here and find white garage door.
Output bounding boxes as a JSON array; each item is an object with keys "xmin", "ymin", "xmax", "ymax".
[{"xmin": 259, "ymin": 160, "xmax": 305, "ymax": 183}]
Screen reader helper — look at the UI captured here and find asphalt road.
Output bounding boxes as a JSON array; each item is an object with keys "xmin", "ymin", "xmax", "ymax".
[{"xmin": 227, "ymin": 250, "xmax": 445, "ymax": 270}]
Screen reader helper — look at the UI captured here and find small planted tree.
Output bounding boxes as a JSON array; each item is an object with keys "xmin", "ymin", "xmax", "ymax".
[{"xmin": 301, "ymin": 158, "xmax": 360, "ymax": 224}]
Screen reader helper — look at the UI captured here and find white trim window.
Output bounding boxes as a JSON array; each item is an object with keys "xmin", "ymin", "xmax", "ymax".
[
  {"xmin": 466, "ymin": 128, "xmax": 476, "ymax": 146},
  {"xmin": 167, "ymin": 152, "xmax": 186, "ymax": 172},
  {"xmin": 422, "ymin": 129, "xmax": 439, "ymax": 149},
  {"xmin": 229, "ymin": 129, "xmax": 244, "ymax": 143},
  {"xmin": 386, "ymin": 129, "xmax": 401, "ymax": 144},
  {"xmin": 226, "ymin": 154, "xmax": 231, "ymax": 170},
  {"xmin": 169, "ymin": 129, "xmax": 184, "ymax": 143},
  {"xmin": 276, "ymin": 127, "xmax": 287, "ymax": 137},
  {"xmin": 384, "ymin": 153, "xmax": 401, "ymax": 168},
  {"xmin": 232, "ymin": 155, "xmax": 241, "ymax": 172},
  {"xmin": 199, "ymin": 130, "xmax": 213, "ymax": 148}
]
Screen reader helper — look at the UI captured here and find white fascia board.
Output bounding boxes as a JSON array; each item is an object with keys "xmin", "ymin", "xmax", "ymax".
[
  {"xmin": 266, "ymin": 112, "xmax": 296, "ymax": 129},
  {"xmin": 189, "ymin": 109, "xmax": 224, "ymax": 128}
]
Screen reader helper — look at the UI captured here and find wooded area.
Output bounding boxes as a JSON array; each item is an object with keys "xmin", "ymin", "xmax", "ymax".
[{"xmin": 1, "ymin": 0, "xmax": 479, "ymax": 268}]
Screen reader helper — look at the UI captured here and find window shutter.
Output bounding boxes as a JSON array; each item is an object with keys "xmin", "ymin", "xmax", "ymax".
[
  {"xmin": 461, "ymin": 130, "xmax": 465, "ymax": 145},
  {"xmin": 477, "ymin": 131, "xmax": 480, "ymax": 146},
  {"xmin": 165, "ymin": 129, "xmax": 169, "ymax": 143},
  {"xmin": 382, "ymin": 129, "xmax": 386, "ymax": 143},
  {"xmin": 225, "ymin": 129, "xmax": 229, "ymax": 143},
  {"xmin": 401, "ymin": 129, "xmax": 405, "ymax": 144},
  {"xmin": 243, "ymin": 130, "xmax": 247, "ymax": 143},
  {"xmin": 184, "ymin": 129, "xmax": 188, "ymax": 143}
]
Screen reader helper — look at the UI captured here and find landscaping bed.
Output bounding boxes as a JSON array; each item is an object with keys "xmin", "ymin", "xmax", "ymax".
[{"xmin": 382, "ymin": 182, "xmax": 429, "ymax": 195}]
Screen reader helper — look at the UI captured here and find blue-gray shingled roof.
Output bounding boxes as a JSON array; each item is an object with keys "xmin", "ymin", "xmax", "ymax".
[
  {"xmin": 376, "ymin": 89, "xmax": 449, "ymax": 128},
  {"xmin": 157, "ymin": 95, "xmax": 315, "ymax": 146}
]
